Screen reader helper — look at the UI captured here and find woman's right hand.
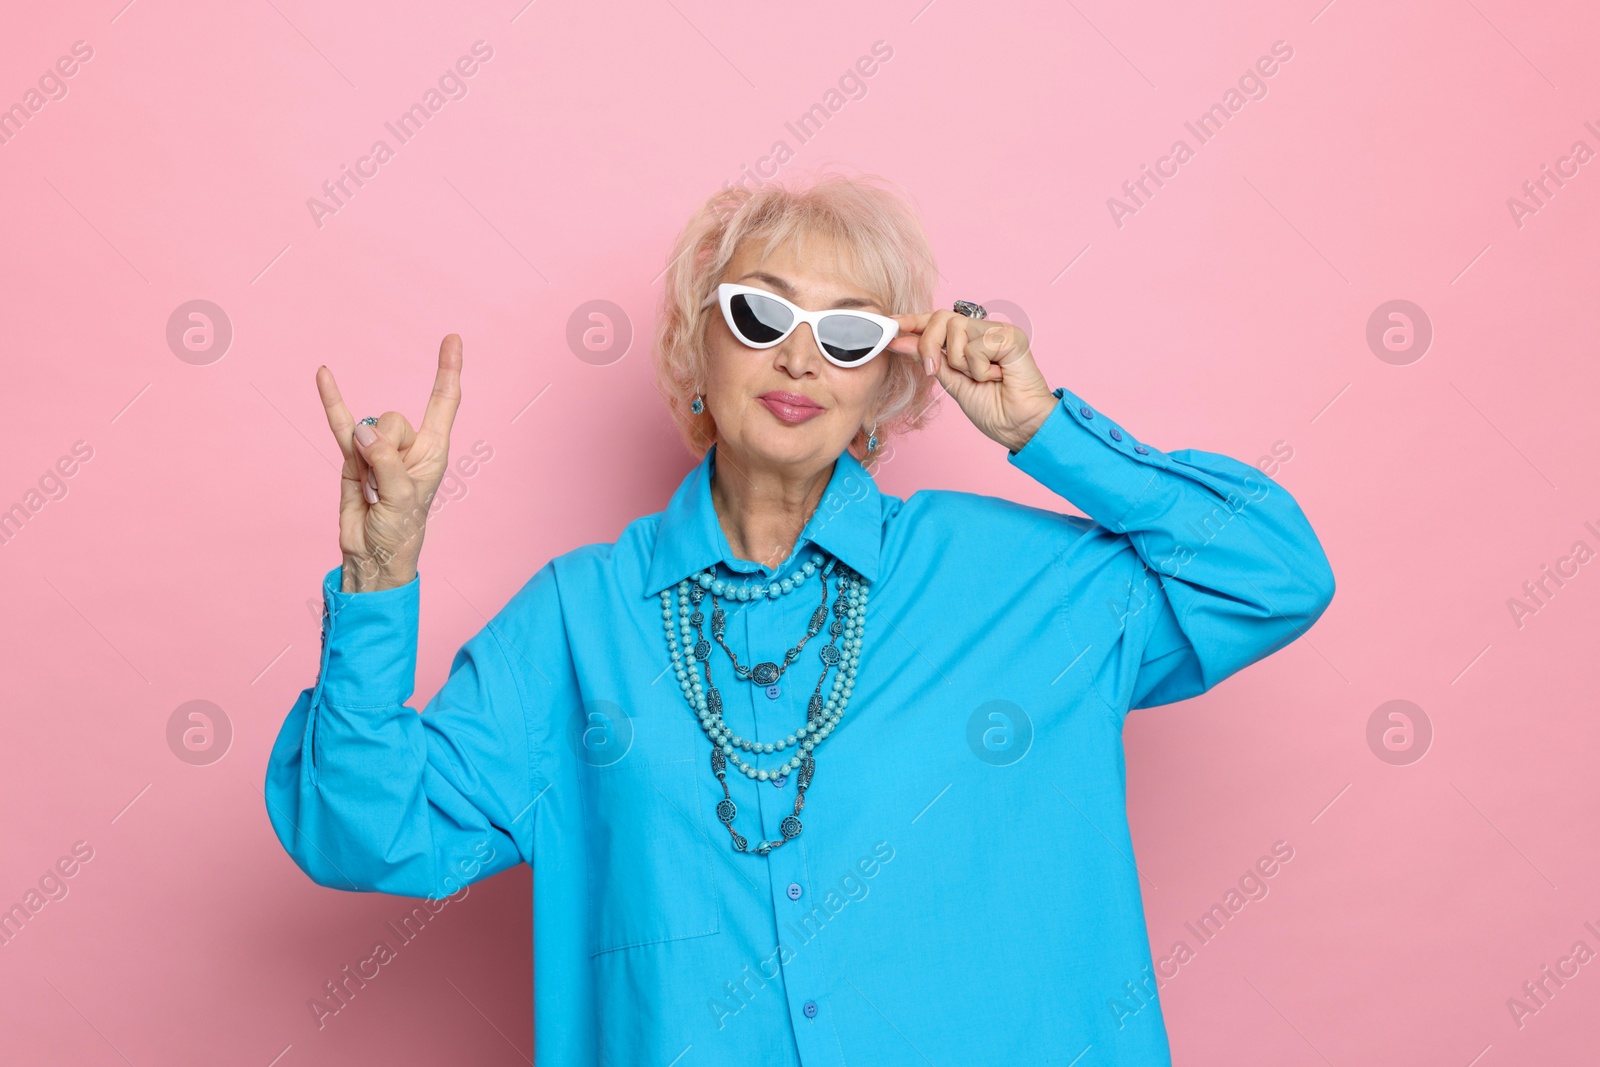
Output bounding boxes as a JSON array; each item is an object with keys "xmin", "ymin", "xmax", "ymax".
[{"xmin": 317, "ymin": 334, "xmax": 464, "ymax": 593}]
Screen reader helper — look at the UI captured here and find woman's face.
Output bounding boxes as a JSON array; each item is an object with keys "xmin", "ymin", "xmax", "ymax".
[{"xmin": 701, "ymin": 231, "xmax": 893, "ymax": 473}]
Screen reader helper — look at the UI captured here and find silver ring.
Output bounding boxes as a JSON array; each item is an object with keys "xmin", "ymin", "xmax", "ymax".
[
  {"xmin": 358, "ymin": 416, "xmax": 378, "ymax": 427},
  {"xmin": 953, "ymin": 300, "xmax": 987, "ymax": 320}
]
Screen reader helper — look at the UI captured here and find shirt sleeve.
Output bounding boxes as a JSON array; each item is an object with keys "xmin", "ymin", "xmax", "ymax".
[
  {"xmin": 1008, "ymin": 386, "xmax": 1336, "ymax": 713},
  {"xmin": 263, "ymin": 560, "xmax": 569, "ymax": 899}
]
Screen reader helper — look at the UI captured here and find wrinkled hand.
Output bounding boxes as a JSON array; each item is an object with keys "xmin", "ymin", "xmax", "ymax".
[
  {"xmin": 888, "ymin": 311, "xmax": 1056, "ymax": 453},
  {"xmin": 317, "ymin": 335, "xmax": 464, "ymax": 593}
]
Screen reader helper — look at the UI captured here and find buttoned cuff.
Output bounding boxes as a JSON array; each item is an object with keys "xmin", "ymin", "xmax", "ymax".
[
  {"xmin": 314, "ymin": 564, "xmax": 421, "ymax": 708},
  {"xmin": 1007, "ymin": 386, "xmax": 1171, "ymax": 533}
]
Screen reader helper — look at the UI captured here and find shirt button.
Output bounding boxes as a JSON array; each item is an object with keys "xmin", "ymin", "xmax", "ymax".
[
  {"xmin": 1134, "ymin": 444, "xmax": 1149, "ymax": 455},
  {"xmin": 787, "ymin": 882, "xmax": 803, "ymax": 900},
  {"xmin": 1078, "ymin": 405, "xmax": 1094, "ymax": 419},
  {"xmin": 1109, "ymin": 427, "xmax": 1123, "ymax": 441},
  {"xmin": 773, "ymin": 774, "xmax": 788, "ymax": 788},
  {"xmin": 765, "ymin": 684, "xmax": 781, "ymax": 699},
  {"xmin": 802, "ymin": 1000, "xmax": 818, "ymax": 1019}
]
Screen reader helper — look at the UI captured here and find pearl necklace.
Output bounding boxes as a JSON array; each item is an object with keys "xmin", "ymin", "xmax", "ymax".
[{"xmin": 659, "ymin": 552, "xmax": 869, "ymax": 855}]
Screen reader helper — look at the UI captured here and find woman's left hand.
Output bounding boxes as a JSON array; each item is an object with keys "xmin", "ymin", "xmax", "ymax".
[{"xmin": 888, "ymin": 310, "xmax": 1059, "ymax": 453}]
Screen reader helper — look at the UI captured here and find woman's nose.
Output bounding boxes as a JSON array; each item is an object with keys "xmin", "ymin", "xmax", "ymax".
[{"xmin": 774, "ymin": 323, "xmax": 823, "ymax": 375}]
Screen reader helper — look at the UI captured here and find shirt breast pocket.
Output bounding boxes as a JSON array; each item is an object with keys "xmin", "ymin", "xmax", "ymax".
[{"xmin": 578, "ymin": 709, "xmax": 723, "ymax": 957}]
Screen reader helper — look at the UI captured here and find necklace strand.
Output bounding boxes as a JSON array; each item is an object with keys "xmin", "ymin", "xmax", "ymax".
[
  {"xmin": 660, "ymin": 554, "xmax": 869, "ymax": 855},
  {"xmin": 706, "ymin": 559, "xmax": 834, "ymax": 690}
]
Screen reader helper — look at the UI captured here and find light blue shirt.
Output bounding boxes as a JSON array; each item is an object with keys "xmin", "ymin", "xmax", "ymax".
[{"xmin": 265, "ymin": 385, "xmax": 1335, "ymax": 1066}]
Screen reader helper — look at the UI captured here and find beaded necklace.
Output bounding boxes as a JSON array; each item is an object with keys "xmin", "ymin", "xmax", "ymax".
[{"xmin": 659, "ymin": 552, "xmax": 868, "ymax": 855}]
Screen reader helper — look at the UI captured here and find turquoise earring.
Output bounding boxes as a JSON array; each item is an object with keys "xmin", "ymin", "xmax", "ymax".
[
  {"xmin": 691, "ymin": 392, "xmax": 704, "ymax": 415},
  {"xmin": 865, "ymin": 421, "xmax": 879, "ymax": 453}
]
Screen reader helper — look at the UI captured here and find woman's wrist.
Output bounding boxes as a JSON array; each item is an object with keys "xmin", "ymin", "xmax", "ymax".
[
  {"xmin": 342, "ymin": 554, "xmax": 418, "ymax": 593},
  {"xmin": 1003, "ymin": 385, "xmax": 1061, "ymax": 454}
]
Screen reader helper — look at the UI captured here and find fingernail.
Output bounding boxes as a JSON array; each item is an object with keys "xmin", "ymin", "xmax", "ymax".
[
  {"xmin": 354, "ymin": 422, "xmax": 377, "ymax": 447},
  {"xmin": 924, "ymin": 356, "xmax": 934, "ymax": 376}
]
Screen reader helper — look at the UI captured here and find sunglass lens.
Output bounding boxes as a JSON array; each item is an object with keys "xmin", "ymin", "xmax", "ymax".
[
  {"xmin": 817, "ymin": 314, "xmax": 885, "ymax": 364},
  {"xmin": 729, "ymin": 292, "xmax": 792, "ymax": 345}
]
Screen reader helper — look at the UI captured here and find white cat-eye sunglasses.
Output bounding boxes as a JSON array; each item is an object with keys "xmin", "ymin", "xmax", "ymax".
[{"xmin": 701, "ymin": 283, "xmax": 902, "ymax": 369}]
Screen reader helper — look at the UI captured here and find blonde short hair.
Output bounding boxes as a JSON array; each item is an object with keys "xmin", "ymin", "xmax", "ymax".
[{"xmin": 652, "ymin": 169, "xmax": 940, "ymax": 464}]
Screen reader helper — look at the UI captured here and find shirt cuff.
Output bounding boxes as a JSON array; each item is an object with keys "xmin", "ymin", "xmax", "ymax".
[
  {"xmin": 315, "ymin": 564, "xmax": 421, "ymax": 708},
  {"xmin": 1006, "ymin": 386, "xmax": 1170, "ymax": 533}
]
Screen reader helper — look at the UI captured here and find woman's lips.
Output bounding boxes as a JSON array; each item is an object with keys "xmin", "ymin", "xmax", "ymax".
[{"xmin": 758, "ymin": 393, "xmax": 825, "ymax": 424}]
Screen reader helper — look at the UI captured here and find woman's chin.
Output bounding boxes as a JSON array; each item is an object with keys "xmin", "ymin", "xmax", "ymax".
[{"xmin": 732, "ymin": 425, "xmax": 840, "ymax": 467}]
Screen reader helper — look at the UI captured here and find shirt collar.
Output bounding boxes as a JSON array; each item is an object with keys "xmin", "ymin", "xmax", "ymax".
[{"xmin": 643, "ymin": 443, "xmax": 883, "ymax": 599}]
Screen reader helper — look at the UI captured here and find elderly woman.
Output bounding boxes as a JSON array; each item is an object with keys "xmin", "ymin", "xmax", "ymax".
[{"xmin": 266, "ymin": 172, "xmax": 1334, "ymax": 1066}]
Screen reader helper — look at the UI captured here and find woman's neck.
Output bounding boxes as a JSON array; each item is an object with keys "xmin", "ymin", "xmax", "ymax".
[{"xmin": 709, "ymin": 445, "xmax": 835, "ymax": 571}]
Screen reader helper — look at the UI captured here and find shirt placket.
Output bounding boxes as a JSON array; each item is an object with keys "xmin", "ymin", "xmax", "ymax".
[{"xmin": 742, "ymin": 560, "xmax": 844, "ymax": 1066}]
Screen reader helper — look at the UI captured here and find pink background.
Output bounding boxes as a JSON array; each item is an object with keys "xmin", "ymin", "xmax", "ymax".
[{"xmin": 2, "ymin": 0, "xmax": 1597, "ymax": 1063}]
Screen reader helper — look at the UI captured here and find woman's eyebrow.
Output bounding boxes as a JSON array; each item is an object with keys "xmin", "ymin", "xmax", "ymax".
[{"xmin": 736, "ymin": 271, "xmax": 881, "ymax": 310}]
